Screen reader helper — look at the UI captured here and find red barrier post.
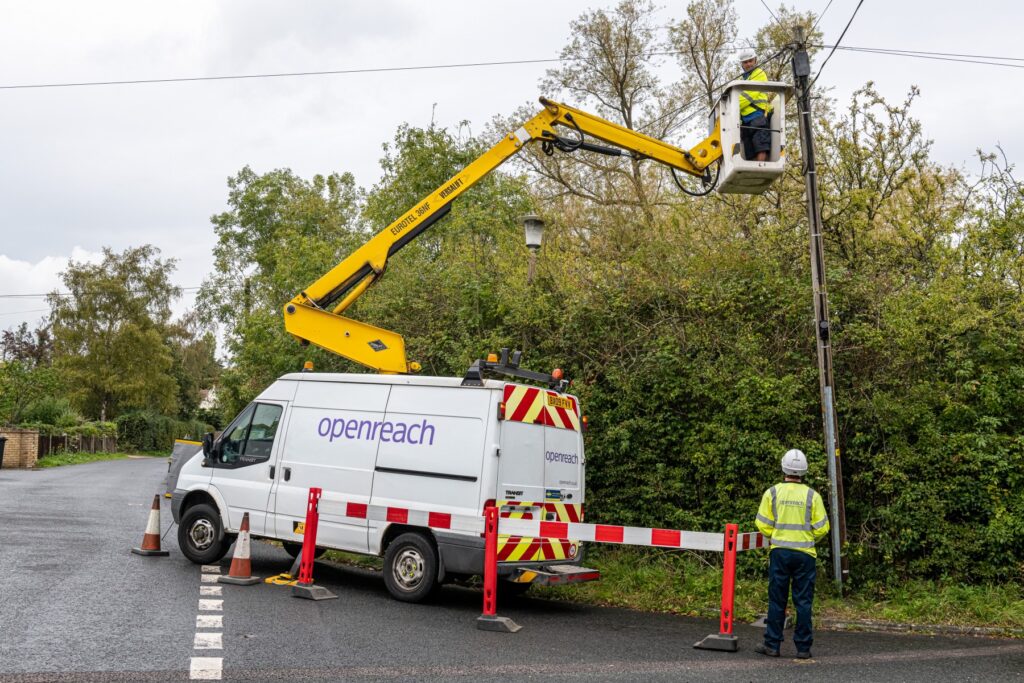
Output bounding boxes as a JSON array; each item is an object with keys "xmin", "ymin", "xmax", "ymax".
[
  {"xmin": 476, "ymin": 504, "xmax": 520, "ymax": 632},
  {"xmin": 292, "ymin": 487, "xmax": 337, "ymax": 600},
  {"xmin": 482, "ymin": 504, "xmax": 498, "ymax": 617},
  {"xmin": 720, "ymin": 523, "xmax": 738, "ymax": 636},
  {"xmin": 693, "ymin": 523, "xmax": 739, "ymax": 651},
  {"xmin": 297, "ymin": 487, "xmax": 322, "ymax": 584}
]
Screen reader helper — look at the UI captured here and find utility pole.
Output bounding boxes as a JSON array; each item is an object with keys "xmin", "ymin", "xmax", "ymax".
[{"xmin": 790, "ymin": 26, "xmax": 848, "ymax": 592}]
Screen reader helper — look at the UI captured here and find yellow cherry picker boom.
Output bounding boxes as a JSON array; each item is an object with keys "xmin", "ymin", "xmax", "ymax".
[{"xmin": 284, "ymin": 82, "xmax": 789, "ymax": 372}]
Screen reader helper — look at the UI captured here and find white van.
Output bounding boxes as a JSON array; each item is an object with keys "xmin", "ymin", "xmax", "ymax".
[{"xmin": 171, "ymin": 365, "xmax": 598, "ymax": 602}]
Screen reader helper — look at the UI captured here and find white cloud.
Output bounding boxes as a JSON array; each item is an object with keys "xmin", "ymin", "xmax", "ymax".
[{"xmin": 0, "ymin": 247, "xmax": 104, "ymax": 330}]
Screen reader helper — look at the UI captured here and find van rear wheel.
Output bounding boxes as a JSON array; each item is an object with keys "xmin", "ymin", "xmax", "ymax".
[
  {"xmin": 178, "ymin": 503, "xmax": 230, "ymax": 564},
  {"xmin": 383, "ymin": 532, "xmax": 439, "ymax": 603}
]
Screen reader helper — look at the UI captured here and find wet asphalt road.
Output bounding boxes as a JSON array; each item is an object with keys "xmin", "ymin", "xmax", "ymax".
[{"xmin": 1, "ymin": 458, "xmax": 1023, "ymax": 682}]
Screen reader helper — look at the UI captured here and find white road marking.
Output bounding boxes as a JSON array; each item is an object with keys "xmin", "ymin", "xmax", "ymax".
[
  {"xmin": 201, "ymin": 565, "xmax": 221, "ymax": 573},
  {"xmin": 198, "ymin": 599, "xmax": 223, "ymax": 611},
  {"xmin": 190, "ymin": 656, "xmax": 223, "ymax": 680},
  {"xmin": 196, "ymin": 614, "xmax": 223, "ymax": 629},
  {"xmin": 200, "ymin": 585, "xmax": 223, "ymax": 596},
  {"xmin": 194, "ymin": 632, "xmax": 223, "ymax": 650},
  {"xmin": 200, "ymin": 573, "xmax": 220, "ymax": 583}
]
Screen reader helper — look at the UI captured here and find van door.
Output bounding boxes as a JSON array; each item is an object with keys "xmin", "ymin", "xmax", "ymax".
[
  {"xmin": 271, "ymin": 380, "xmax": 390, "ymax": 553},
  {"xmin": 209, "ymin": 401, "xmax": 286, "ymax": 536},
  {"xmin": 496, "ymin": 384, "xmax": 583, "ymax": 563}
]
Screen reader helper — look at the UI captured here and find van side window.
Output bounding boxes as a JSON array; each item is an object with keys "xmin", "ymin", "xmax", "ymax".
[
  {"xmin": 215, "ymin": 403, "xmax": 283, "ymax": 467},
  {"xmin": 220, "ymin": 405, "xmax": 255, "ymax": 464},
  {"xmin": 243, "ymin": 404, "xmax": 283, "ymax": 460}
]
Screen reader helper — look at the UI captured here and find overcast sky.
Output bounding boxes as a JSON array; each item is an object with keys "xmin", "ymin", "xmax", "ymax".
[{"xmin": 2, "ymin": 0, "xmax": 1021, "ymax": 334}]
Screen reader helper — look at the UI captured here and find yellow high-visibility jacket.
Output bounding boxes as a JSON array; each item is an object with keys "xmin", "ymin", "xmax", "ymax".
[
  {"xmin": 739, "ymin": 67, "xmax": 773, "ymax": 120},
  {"xmin": 755, "ymin": 481, "xmax": 830, "ymax": 557}
]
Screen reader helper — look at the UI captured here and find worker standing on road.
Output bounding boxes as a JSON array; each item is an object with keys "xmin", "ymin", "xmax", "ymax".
[
  {"xmin": 753, "ymin": 449, "xmax": 830, "ymax": 659},
  {"xmin": 738, "ymin": 49, "xmax": 773, "ymax": 162}
]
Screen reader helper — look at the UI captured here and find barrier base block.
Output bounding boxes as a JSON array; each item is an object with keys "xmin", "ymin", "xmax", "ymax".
[
  {"xmin": 476, "ymin": 615, "xmax": 522, "ymax": 633},
  {"xmin": 131, "ymin": 547, "xmax": 169, "ymax": 557},
  {"xmin": 219, "ymin": 575, "xmax": 261, "ymax": 586},
  {"xmin": 694, "ymin": 633, "xmax": 739, "ymax": 652},
  {"xmin": 291, "ymin": 582, "xmax": 337, "ymax": 600}
]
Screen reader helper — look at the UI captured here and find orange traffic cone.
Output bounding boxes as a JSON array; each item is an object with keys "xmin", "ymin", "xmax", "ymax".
[
  {"xmin": 132, "ymin": 494, "xmax": 169, "ymax": 556},
  {"xmin": 219, "ymin": 512, "xmax": 261, "ymax": 585}
]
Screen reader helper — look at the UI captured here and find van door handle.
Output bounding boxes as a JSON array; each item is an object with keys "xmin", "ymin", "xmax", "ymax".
[
  {"xmin": 283, "ymin": 467, "xmax": 291, "ymax": 481},
  {"xmin": 269, "ymin": 465, "xmax": 275, "ymax": 479}
]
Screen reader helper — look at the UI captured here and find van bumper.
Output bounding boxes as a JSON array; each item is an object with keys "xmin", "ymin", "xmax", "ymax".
[{"xmin": 170, "ymin": 489, "xmax": 186, "ymax": 524}]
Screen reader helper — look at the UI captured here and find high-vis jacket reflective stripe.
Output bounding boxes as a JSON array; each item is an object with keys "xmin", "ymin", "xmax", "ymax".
[
  {"xmin": 755, "ymin": 481, "xmax": 829, "ymax": 557},
  {"xmin": 739, "ymin": 67, "xmax": 773, "ymax": 119}
]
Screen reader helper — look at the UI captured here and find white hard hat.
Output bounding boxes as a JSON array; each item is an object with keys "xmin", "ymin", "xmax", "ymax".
[
  {"xmin": 781, "ymin": 449, "xmax": 808, "ymax": 476},
  {"xmin": 738, "ymin": 48, "xmax": 757, "ymax": 63}
]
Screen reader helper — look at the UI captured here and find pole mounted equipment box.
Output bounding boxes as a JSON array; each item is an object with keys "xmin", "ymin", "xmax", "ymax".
[{"xmin": 714, "ymin": 80, "xmax": 792, "ymax": 195}]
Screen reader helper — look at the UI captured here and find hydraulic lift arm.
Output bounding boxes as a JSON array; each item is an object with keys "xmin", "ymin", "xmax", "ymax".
[{"xmin": 284, "ymin": 97, "xmax": 724, "ymax": 373}]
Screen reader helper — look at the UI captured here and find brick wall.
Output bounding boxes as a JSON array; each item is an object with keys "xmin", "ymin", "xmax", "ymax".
[{"xmin": 0, "ymin": 429, "xmax": 39, "ymax": 469}]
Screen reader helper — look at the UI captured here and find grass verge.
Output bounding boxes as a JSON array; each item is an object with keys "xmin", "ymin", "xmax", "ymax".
[
  {"xmin": 35, "ymin": 451, "xmax": 165, "ymax": 468},
  {"xmin": 531, "ymin": 546, "xmax": 1024, "ymax": 633}
]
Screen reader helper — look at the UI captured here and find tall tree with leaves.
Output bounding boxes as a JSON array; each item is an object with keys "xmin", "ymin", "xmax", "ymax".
[{"xmin": 49, "ymin": 246, "xmax": 180, "ymax": 420}]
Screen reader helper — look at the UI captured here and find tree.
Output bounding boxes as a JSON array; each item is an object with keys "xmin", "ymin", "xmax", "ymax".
[
  {"xmin": 0, "ymin": 321, "xmax": 52, "ymax": 366},
  {"xmin": 166, "ymin": 311, "xmax": 221, "ymax": 419},
  {"xmin": 0, "ymin": 360, "xmax": 63, "ymax": 426},
  {"xmin": 49, "ymin": 245, "xmax": 180, "ymax": 420},
  {"xmin": 198, "ymin": 166, "xmax": 365, "ymax": 415}
]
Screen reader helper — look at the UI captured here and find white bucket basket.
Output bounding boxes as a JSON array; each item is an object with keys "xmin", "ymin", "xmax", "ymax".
[{"xmin": 714, "ymin": 80, "xmax": 792, "ymax": 195}]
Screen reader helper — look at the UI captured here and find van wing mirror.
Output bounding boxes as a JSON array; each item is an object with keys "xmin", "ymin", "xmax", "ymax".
[{"xmin": 202, "ymin": 432, "xmax": 214, "ymax": 458}]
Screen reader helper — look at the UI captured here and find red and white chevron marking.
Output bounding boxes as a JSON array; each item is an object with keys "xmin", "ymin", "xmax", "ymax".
[
  {"xmin": 736, "ymin": 531, "xmax": 768, "ymax": 551},
  {"xmin": 316, "ymin": 495, "xmax": 768, "ymax": 553}
]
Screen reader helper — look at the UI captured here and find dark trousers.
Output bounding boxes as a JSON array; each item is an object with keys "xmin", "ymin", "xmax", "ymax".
[
  {"xmin": 765, "ymin": 548, "xmax": 817, "ymax": 652},
  {"xmin": 740, "ymin": 112, "xmax": 772, "ymax": 160}
]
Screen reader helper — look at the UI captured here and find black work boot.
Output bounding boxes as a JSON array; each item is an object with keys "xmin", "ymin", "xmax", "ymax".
[
  {"xmin": 754, "ymin": 644, "xmax": 780, "ymax": 657},
  {"xmin": 795, "ymin": 650, "xmax": 812, "ymax": 659}
]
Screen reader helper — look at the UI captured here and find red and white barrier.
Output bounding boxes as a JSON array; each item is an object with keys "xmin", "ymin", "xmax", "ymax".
[
  {"xmin": 317, "ymin": 499, "xmax": 485, "ymax": 534},
  {"xmin": 305, "ymin": 490, "xmax": 770, "ymax": 643},
  {"xmin": 317, "ymin": 497, "xmax": 769, "ymax": 553}
]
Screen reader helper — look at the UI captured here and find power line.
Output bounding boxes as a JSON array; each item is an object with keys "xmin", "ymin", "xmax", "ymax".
[
  {"xmin": 0, "ymin": 58, "xmax": 568, "ymax": 91},
  {"xmin": 823, "ymin": 45, "xmax": 1024, "ymax": 62},
  {"xmin": 759, "ymin": 0, "xmax": 784, "ymax": 29},
  {"xmin": 0, "ymin": 308, "xmax": 49, "ymax": 316},
  {"xmin": 0, "ymin": 286, "xmax": 201, "ymax": 299},
  {"xmin": 834, "ymin": 46, "xmax": 1024, "ymax": 69},
  {"xmin": 5, "ymin": 39, "xmax": 1023, "ymax": 92},
  {"xmin": 811, "ymin": 0, "xmax": 836, "ymax": 33},
  {"xmin": 810, "ymin": 0, "xmax": 865, "ymax": 90}
]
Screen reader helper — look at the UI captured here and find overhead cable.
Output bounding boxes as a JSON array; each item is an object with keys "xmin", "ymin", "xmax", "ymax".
[{"xmin": 809, "ymin": 0, "xmax": 865, "ymax": 90}]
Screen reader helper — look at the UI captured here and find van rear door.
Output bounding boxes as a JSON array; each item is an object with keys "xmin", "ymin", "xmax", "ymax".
[{"xmin": 496, "ymin": 384, "xmax": 584, "ymax": 563}]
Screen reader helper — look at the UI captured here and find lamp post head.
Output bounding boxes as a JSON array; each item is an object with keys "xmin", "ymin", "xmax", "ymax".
[{"xmin": 522, "ymin": 214, "xmax": 544, "ymax": 251}]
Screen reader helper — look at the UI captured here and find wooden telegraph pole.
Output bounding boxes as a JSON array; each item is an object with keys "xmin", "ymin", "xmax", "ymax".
[{"xmin": 790, "ymin": 26, "xmax": 848, "ymax": 591}]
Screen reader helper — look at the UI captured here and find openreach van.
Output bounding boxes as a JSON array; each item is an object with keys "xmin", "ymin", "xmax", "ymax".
[{"xmin": 171, "ymin": 352, "xmax": 598, "ymax": 602}]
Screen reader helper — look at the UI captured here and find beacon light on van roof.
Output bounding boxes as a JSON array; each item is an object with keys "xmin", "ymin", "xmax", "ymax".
[{"xmin": 302, "ymin": 360, "xmax": 314, "ymax": 372}]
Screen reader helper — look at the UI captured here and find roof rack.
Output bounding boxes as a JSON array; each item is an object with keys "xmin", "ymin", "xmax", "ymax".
[{"xmin": 462, "ymin": 347, "xmax": 569, "ymax": 392}]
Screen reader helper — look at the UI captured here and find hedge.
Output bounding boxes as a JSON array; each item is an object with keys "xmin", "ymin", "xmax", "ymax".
[{"xmin": 115, "ymin": 412, "xmax": 212, "ymax": 453}]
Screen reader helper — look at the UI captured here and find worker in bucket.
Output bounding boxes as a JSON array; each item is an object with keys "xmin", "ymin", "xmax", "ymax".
[
  {"xmin": 738, "ymin": 49, "xmax": 773, "ymax": 162},
  {"xmin": 753, "ymin": 449, "xmax": 830, "ymax": 659}
]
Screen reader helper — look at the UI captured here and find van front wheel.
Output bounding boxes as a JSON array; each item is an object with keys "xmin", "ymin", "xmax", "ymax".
[
  {"xmin": 383, "ymin": 533, "xmax": 439, "ymax": 603},
  {"xmin": 178, "ymin": 503, "xmax": 230, "ymax": 564}
]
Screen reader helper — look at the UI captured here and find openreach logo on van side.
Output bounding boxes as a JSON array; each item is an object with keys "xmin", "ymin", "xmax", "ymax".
[
  {"xmin": 317, "ymin": 417, "xmax": 436, "ymax": 445},
  {"xmin": 546, "ymin": 450, "xmax": 578, "ymax": 464}
]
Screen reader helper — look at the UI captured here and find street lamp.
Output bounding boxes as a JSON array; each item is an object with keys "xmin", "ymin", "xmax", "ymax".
[{"xmin": 522, "ymin": 214, "xmax": 544, "ymax": 283}]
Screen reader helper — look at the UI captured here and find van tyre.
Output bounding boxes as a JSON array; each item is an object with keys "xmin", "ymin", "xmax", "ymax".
[
  {"xmin": 383, "ymin": 533, "xmax": 439, "ymax": 603},
  {"xmin": 178, "ymin": 503, "xmax": 231, "ymax": 564}
]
